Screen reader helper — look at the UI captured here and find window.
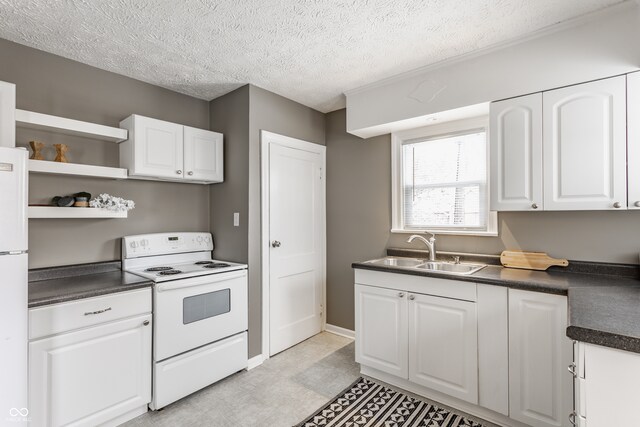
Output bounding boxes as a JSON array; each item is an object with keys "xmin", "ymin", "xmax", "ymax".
[{"xmin": 392, "ymin": 117, "xmax": 497, "ymax": 235}]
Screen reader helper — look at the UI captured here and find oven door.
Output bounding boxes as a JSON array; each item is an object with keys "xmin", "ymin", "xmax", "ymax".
[{"xmin": 154, "ymin": 269, "xmax": 248, "ymax": 361}]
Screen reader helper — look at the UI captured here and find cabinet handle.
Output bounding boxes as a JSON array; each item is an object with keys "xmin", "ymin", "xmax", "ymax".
[
  {"xmin": 188, "ymin": 171, "xmax": 194, "ymax": 176},
  {"xmin": 397, "ymin": 292, "xmax": 405, "ymax": 298},
  {"xmin": 635, "ymin": 201, "xmax": 640, "ymax": 207},
  {"xmin": 84, "ymin": 307, "xmax": 112, "ymax": 316},
  {"xmin": 176, "ymin": 170, "xmax": 183, "ymax": 175},
  {"xmin": 143, "ymin": 320, "xmax": 150, "ymax": 326},
  {"xmin": 569, "ymin": 411, "xmax": 577, "ymax": 426},
  {"xmin": 567, "ymin": 363, "xmax": 577, "ymax": 378},
  {"xmin": 531, "ymin": 203, "xmax": 538, "ymax": 209},
  {"xmin": 408, "ymin": 294, "xmax": 415, "ymax": 300},
  {"xmin": 613, "ymin": 202, "xmax": 621, "ymax": 208}
]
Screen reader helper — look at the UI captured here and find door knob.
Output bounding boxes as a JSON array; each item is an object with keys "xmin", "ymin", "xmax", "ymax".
[
  {"xmin": 613, "ymin": 202, "xmax": 621, "ymax": 208},
  {"xmin": 271, "ymin": 240, "xmax": 281, "ymax": 248}
]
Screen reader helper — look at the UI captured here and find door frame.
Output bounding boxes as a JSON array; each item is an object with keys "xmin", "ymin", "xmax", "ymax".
[{"xmin": 260, "ymin": 130, "xmax": 326, "ymax": 359}]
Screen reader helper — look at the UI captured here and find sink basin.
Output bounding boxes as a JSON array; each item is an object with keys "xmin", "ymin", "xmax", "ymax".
[
  {"xmin": 416, "ymin": 261, "xmax": 486, "ymax": 275},
  {"xmin": 366, "ymin": 257, "xmax": 426, "ymax": 268}
]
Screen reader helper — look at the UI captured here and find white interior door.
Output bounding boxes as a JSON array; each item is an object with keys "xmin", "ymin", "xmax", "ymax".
[{"xmin": 264, "ymin": 132, "xmax": 325, "ymax": 356}]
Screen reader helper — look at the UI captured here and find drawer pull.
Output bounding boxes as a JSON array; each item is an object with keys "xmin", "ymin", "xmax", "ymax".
[
  {"xmin": 568, "ymin": 363, "xmax": 577, "ymax": 377},
  {"xmin": 569, "ymin": 411, "xmax": 577, "ymax": 426},
  {"xmin": 143, "ymin": 320, "xmax": 150, "ymax": 326},
  {"xmin": 84, "ymin": 307, "xmax": 112, "ymax": 316}
]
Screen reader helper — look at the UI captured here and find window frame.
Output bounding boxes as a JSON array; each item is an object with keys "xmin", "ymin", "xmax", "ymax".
[{"xmin": 391, "ymin": 116, "xmax": 498, "ymax": 236}]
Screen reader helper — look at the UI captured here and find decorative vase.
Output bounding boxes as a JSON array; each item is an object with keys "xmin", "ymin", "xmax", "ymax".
[
  {"xmin": 29, "ymin": 140, "xmax": 45, "ymax": 160},
  {"xmin": 54, "ymin": 144, "xmax": 68, "ymax": 163}
]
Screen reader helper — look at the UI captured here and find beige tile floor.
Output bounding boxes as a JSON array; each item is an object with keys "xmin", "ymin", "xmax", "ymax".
[
  {"xmin": 123, "ymin": 332, "xmax": 359, "ymax": 427},
  {"xmin": 123, "ymin": 332, "xmax": 495, "ymax": 427}
]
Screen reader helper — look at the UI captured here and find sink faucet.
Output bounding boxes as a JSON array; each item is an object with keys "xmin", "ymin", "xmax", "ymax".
[{"xmin": 407, "ymin": 232, "xmax": 436, "ymax": 261}]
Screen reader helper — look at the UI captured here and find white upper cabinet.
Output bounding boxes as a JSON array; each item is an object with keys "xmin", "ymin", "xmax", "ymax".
[
  {"xmin": 184, "ymin": 125, "xmax": 224, "ymax": 182},
  {"xmin": 627, "ymin": 72, "xmax": 640, "ymax": 209},
  {"xmin": 0, "ymin": 81, "xmax": 16, "ymax": 148},
  {"xmin": 543, "ymin": 76, "xmax": 627, "ymax": 210},
  {"xmin": 119, "ymin": 115, "xmax": 223, "ymax": 184},
  {"xmin": 490, "ymin": 93, "xmax": 543, "ymax": 211}
]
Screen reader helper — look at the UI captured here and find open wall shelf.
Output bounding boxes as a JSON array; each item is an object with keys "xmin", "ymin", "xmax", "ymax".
[
  {"xmin": 28, "ymin": 207, "xmax": 128, "ymax": 219},
  {"xmin": 16, "ymin": 109, "xmax": 127, "ymax": 143},
  {"xmin": 28, "ymin": 160, "xmax": 128, "ymax": 180}
]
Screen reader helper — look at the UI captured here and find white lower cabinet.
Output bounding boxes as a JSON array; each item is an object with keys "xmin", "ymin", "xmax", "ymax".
[
  {"xmin": 508, "ymin": 289, "xmax": 573, "ymax": 427},
  {"xmin": 355, "ymin": 270, "xmax": 574, "ymax": 427},
  {"xmin": 574, "ymin": 342, "xmax": 640, "ymax": 427},
  {"xmin": 409, "ymin": 293, "xmax": 478, "ymax": 404},
  {"xmin": 355, "ymin": 284, "xmax": 408, "ymax": 378},
  {"xmin": 29, "ymin": 289, "xmax": 152, "ymax": 427}
]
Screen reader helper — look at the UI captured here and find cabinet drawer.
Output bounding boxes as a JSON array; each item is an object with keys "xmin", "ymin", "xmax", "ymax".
[
  {"xmin": 29, "ymin": 288, "xmax": 151, "ymax": 340},
  {"xmin": 355, "ymin": 269, "xmax": 476, "ymax": 302}
]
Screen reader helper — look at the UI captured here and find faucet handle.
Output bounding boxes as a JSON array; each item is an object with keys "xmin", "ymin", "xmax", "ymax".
[{"xmin": 424, "ymin": 231, "xmax": 436, "ymax": 240}]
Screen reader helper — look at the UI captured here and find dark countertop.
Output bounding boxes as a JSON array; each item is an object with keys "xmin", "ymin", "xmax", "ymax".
[
  {"xmin": 353, "ymin": 250, "xmax": 640, "ymax": 354},
  {"xmin": 29, "ymin": 261, "xmax": 153, "ymax": 308}
]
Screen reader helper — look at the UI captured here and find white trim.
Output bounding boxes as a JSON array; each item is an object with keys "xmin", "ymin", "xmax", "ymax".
[
  {"xmin": 324, "ymin": 324, "xmax": 355, "ymax": 340},
  {"xmin": 247, "ymin": 354, "xmax": 264, "ymax": 370},
  {"xmin": 343, "ymin": 1, "xmax": 636, "ymax": 97},
  {"xmin": 260, "ymin": 130, "xmax": 327, "ymax": 359},
  {"xmin": 391, "ymin": 116, "xmax": 497, "ymax": 236}
]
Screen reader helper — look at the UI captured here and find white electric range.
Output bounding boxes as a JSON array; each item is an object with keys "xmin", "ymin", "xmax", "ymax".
[{"xmin": 122, "ymin": 232, "xmax": 248, "ymax": 410}]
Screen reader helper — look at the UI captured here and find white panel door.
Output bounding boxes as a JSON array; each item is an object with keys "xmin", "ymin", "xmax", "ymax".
[
  {"xmin": 543, "ymin": 76, "xmax": 627, "ymax": 210},
  {"xmin": 133, "ymin": 115, "xmax": 184, "ymax": 179},
  {"xmin": 267, "ymin": 135, "xmax": 325, "ymax": 356},
  {"xmin": 509, "ymin": 289, "xmax": 573, "ymax": 427},
  {"xmin": 355, "ymin": 284, "xmax": 408, "ymax": 379},
  {"xmin": 0, "ymin": 81, "xmax": 15, "ymax": 148},
  {"xmin": 627, "ymin": 72, "xmax": 640, "ymax": 209},
  {"xmin": 408, "ymin": 292, "xmax": 478, "ymax": 404},
  {"xmin": 29, "ymin": 314, "xmax": 151, "ymax": 427},
  {"xmin": 183, "ymin": 126, "xmax": 223, "ymax": 182},
  {"xmin": 490, "ymin": 93, "xmax": 543, "ymax": 211}
]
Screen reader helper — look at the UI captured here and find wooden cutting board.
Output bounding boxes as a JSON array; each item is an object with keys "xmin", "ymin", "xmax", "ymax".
[{"xmin": 500, "ymin": 250, "xmax": 569, "ymax": 271}]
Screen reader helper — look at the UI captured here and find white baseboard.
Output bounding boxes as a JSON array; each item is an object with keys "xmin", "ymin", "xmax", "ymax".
[
  {"xmin": 247, "ymin": 354, "xmax": 264, "ymax": 370},
  {"xmin": 324, "ymin": 324, "xmax": 355, "ymax": 339}
]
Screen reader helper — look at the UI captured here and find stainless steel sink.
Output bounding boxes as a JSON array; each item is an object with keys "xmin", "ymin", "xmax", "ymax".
[
  {"xmin": 416, "ymin": 261, "xmax": 486, "ymax": 275},
  {"xmin": 366, "ymin": 257, "xmax": 426, "ymax": 268},
  {"xmin": 365, "ymin": 256, "xmax": 486, "ymax": 275}
]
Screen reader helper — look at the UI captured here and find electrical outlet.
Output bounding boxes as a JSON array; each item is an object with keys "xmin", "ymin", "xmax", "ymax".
[{"xmin": 233, "ymin": 212, "xmax": 239, "ymax": 227}]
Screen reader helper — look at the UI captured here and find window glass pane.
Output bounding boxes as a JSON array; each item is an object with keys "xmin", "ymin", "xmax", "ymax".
[{"xmin": 402, "ymin": 130, "xmax": 486, "ymax": 229}]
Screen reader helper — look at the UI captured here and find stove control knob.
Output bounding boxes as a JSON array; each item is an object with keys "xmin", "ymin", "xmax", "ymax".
[
  {"xmin": 140, "ymin": 239, "xmax": 147, "ymax": 247},
  {"xmin": 204, "ymin": 236, "xmax": 211, "ymax": 243},
  {"xmin": 197, "ymin": 236, "xmax": 203, "ymax": 243},
  {"xmin": 130, "ymin": 241, "xmax": 138, "ymax": 249}
]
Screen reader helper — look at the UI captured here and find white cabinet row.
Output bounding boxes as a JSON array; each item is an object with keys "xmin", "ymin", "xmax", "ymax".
[
  {"xmin": 28, "ymin": 289, "xmax": 152, "ymax": 427},
  {"xmin": 355, "ymin": 270, "xmax": 573, "ymax": 427},
  {"xmin": 573, "ymin": 342, "xmax": 640, "ymax": 427},
  {"xmin": 119, "ymin": 115, "xmax": 223, "ymax": 184},
  {"xmin": 490, "ymin": 72, "xmax": 639, "ymax": 211}
]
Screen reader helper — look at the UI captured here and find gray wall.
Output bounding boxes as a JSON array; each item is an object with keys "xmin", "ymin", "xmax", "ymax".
[
  {"xmin": 326, "ymin": 108, "xmax": 640, "ymax": 331},
  {"xmin": 209, "ymin": 86, "xmax": 250, "ymax": 263},
  {"xmin": 0, "ymin": 38, "xmax": 211, "ymax": 268}
]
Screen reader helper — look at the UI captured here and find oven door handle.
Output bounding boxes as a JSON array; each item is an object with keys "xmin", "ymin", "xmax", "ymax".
[{"xmin": 155, "ymin": 270, "xmax": 247, "ymax": 292}]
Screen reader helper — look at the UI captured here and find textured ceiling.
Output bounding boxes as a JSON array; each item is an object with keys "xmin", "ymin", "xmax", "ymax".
[{"xmin": 0, "ymin": 0, "xmax": 624, "ymax": 112}]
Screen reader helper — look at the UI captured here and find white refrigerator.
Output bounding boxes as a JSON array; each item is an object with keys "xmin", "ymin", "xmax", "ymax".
[{"xmin": 0, "ymin": 147, "xmax": 28, "ymax": 422}]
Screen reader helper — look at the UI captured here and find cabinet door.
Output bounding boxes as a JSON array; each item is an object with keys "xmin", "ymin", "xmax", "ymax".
[
  {"xmin": 490, "ymin": 93, "xmax": 543, "ymax": 211},
  {"xmin": 509, "ymin": 290, "xmax": 572, "ymax": 427},
  {"xmin": 183, "ymin": 126, "xmax": 224, "ymax": 182},
  {"xmin": 29, "ymin": 314, "xmax": 152, "ymax": 427},
  {"xmin": 0, "ymin": 81, "xmax": 15, "ymax": 148},
  {"xmin": 543, "ymin": 76, "xmax": 627, "ymax": 210},
  {"xmin": 355, "ymin": 284, "xmax": 408, "ymax": 378},
  {"xmin": 408, "ymin": 293, "xmax": 478, "ymax": 404},
  {"xmin": 132, "ymin": 115, "xmax": 184, "ymax": 179},
  {"xmin": 627, "ymin": 72, "xmax": 640, "ymax": 209}
]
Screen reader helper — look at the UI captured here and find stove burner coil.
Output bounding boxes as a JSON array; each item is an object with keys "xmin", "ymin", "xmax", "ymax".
[
  {"xmin": 145, "ymin": 266, "xmax": 173, "ymax": 272},
  {"xmin": 203, "ymin": 263, "xmax": 231, "ymax": 269},
  {"xmin": 157, "ymin": 270, "xmax": 183, "ymax": 276},
  {"xmin": 194, "ymin": 261, "xmax": 214, "ymax": 265}
]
